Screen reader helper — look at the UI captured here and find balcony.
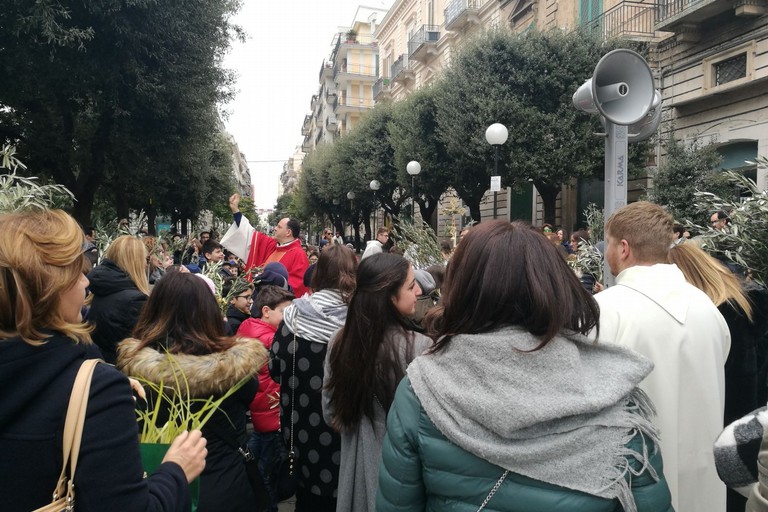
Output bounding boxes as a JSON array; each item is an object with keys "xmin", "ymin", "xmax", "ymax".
[
  {"xmin": 310, "ymin": 94, "xmax": 319, "ymax": 110},
  {"xmin": 408, "ymin": 25, "xmax": 440, "ymax": 63},
  {"xmin": 333, "ymin": 61, "xmax": 379, "ymax": 83},
  {"xmin": 373, "ymin": 77, "xmax": 392, "ymax": 101},
  {"xmin": 391, "ymin": 54, "xmax": 414, "ymax": 84},
  {"xmin": 301, "ymin": 115, "xmax": 312, "ymax": 136},
  {"xmin": 327, "ymin": 88, "xmax": 337, "ymax": 103},
  {"xmin": 333, "ymin": 95, "xmax": 375, "ymax": 115},
  {"xmin": 326, "ymin": 116, "xmax": 338, "ymax": 133},
  {"xmin": 318, "ymin": 60, "xmax": 333, "ymax": 82},
  {"xmin": 301, "ymin": 134, "xmax": 312, "ymax": 153},
  {"xmin": 444, "ymin": 0, "xmax": 482, "ymax": 32},
  {"xmin": 585, "ymin": 1, "xmax": 658, "ymax": 42},
  {"xmin": 655, "ymin": 0, "xmax": 764, "ymax": 34}
]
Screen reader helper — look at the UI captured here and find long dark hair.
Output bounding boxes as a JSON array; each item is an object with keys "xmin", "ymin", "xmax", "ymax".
[
  {"xmin": 426, "ymin": 220, "xmax": 599, "ymax": 353},
  {"xmin": 131, "ymin": 272, "xmax": 236, "ymax": 355},
  {"xmin": 325, "ymin": 253, "xmax": 414, "ymax": 431}
]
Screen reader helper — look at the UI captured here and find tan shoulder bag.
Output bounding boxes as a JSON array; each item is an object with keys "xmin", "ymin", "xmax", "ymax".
[{"xmin": 33, "ymin": 359, "xmax": 101, "ymax": 512}]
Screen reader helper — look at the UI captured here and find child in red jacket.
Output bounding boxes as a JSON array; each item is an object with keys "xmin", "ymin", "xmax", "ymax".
[{"xmin": 237, "ymin": 285, "xmax": 295, "ymax": 512}]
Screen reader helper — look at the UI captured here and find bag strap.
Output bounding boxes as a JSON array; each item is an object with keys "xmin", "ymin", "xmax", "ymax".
[
  {"xmin": 289, "ymin": 314, "xmax": 297, "ymax": 459},
  {"xmin": 52, "ymin": 359, "xmax": 101, "ymax": 502},
  {"xmin": 476, "ymin": 470, "xmax": 509, "ymax": 512}
]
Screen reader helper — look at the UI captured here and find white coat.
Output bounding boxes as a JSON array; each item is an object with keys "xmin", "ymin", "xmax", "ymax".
[{"xmin": 594, "ymin": 263, "xmax": 730, "ymax": 512}]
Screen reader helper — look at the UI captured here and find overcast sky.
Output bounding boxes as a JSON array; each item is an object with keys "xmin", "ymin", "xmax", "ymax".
[{"xmin": 222, "ymin": 0, "xmax": 393, "ymax": 211}]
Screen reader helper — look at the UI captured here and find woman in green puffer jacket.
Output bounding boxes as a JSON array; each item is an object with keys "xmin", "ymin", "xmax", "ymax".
[{"xmin": 376, "ymin": 220, "xmax": 674, "ymax": 512}]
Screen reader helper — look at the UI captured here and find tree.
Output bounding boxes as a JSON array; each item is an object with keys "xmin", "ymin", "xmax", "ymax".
[
  {"xmin": 435, "ymin": 28, "xmax": 645, "ymax": 223},
  {"xmin": 389, "ymin": 85, "xmax": 453, "ymax": 229},
  {"xmin": 0, "ymin": 0, "xmax": 241, "ymax": 225},
  {"xmin": 646, "ymin": 136, "xmax": 730, "ymax": 222}
]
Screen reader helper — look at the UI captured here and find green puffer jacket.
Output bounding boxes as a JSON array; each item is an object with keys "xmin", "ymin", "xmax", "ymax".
[{"xmin": 376, "ymin": 379, "xmax": 674, "ymax": 512}]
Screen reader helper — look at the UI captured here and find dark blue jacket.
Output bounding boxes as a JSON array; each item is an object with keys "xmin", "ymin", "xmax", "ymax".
[{"xmin": 0, "ymin": 333, "xmax": 189, "ymax": 511}]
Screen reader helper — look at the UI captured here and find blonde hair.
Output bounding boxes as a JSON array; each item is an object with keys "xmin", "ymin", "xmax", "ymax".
[
  {"xmin": 105, "ymin": 235, "xmax": 151, "ymax": 296},
  {"xmin": 605, "ymin": 201, "xmax": 673, "ymax": 264},
  {"xmin": 0, "ymin": 210, "xmax": 92, "ymax": 344},
  {"xmin": 667, "ymin": 243, "xmax": 753, "ymax": 320}
]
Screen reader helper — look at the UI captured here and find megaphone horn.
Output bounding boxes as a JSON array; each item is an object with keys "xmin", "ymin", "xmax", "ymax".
[{"xmin": 572, "ymin": 49, "xmax": 655, "ymax": 126}]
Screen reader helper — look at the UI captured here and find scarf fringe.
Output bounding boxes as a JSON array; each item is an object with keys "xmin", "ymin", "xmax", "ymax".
[{"xmin": 596, "ymin": 388, "xmax": 662, "ymax": 512}]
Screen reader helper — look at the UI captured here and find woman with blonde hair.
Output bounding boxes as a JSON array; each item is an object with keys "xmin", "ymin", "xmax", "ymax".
[
  {"xmin": 0, "ymin": 209, "xmax": 207, "ymax": 511},
  {"xmin": 668, "ymin": 243, "xmax": 759, "ymax": 512},
  {"xmin": 87, "ymin": 234, "xmax": 151, "ymax": 363},
  {"xmin": 667, "ymin": 242, "xmax": 756, "ymax": 424}
]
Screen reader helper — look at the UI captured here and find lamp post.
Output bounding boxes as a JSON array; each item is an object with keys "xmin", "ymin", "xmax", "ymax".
[
  {"xmin": 346, "ymin": 191, "xmax": 355, "ymax": 241},
  {"xmin": 406, "ymin": 160, "xmax": 421, "ymax": 220},
  {"xmin": 369, "ymin": 179, "xmax": 380, "ymax": 232},
  {"xmin": 485, "ymin": 123, "xmax": 508, "ymax": 220}
]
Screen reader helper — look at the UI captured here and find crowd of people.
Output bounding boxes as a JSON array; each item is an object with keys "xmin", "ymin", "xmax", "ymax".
[{"xmin": 2, "ymin": 198, "xmax": 768, "ymax": 512}]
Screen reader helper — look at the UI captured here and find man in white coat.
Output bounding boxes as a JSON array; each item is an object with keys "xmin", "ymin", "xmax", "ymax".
[
  {"xmin": 594, "ymin": 201, "xmax": 730, "ymax": 512},
  {"xmin": 361, "ymin": 227, "xmax": 389, "ymax": 260}
]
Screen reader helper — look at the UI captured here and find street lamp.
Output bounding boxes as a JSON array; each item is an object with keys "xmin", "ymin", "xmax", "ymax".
[
  {"xmin": 346, "ymin": 191, "xmax": 355, "ymax": 242},
  {"xmin": 369, "ymin": 179, "xmax": 381, "ymax": 232},
  {"xmin": 406, "ymin": 160, "xmax": 421, "ymax": 220},
  {"xmin": 485, "ymin": 123, "xmax": 508, "ymax": 219}
]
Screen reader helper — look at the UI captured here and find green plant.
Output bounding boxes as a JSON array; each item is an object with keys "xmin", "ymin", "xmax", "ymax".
[
  {"xmin": 689, "ymin": 167, "xmax": 768, "ymax": 286},
  {"xmin": 390, "ymin": 219, "xmax": 443, "ymax": 269},
  {"xmin": 0, "ymin": 144, "xmax": 74, "ymax": 213},
  {"xmin": 569, "ymin": 203, "xmax": 604, "ymax": 284},
  {"xmin": 133, "ymin": 352, "xmax": 250, "ymax": 444}
]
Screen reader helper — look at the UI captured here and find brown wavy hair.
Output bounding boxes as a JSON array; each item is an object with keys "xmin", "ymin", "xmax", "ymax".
[
  {"xmin": 310, "ymin": 244, "xmax": 358, "ymax": 301},
  {"xmin": 130, "ymin": 271, "xmax": 236, "ymax": 355},
  {"xmin": 426, "ymin": 220, "xmax": 599, "ymax": 353},
  {"xmin": 0, "ymin": 210, "xmax": 92, "ymax": 344}
]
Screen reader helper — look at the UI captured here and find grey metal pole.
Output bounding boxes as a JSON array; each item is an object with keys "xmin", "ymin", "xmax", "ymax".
[
  {"xmin": 411, "ymin": 175, "xmax": 416, "ymax": 220},
  {"xmin": 493, "ymin": 145, "xmax": 499, "ymax": 219},
  {"xmin": 603, "ymin": 121, "xmax": 628, "ymax": 287}
]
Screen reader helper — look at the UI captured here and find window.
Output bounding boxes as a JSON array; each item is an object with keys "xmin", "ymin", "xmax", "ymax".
[
  {"xmin": 703, "ymin": 41, "xmax": 755, "ymax": 92},
  {"xmin": 715, "ymin": 53, "xmax": 747, "ymax": 86}
]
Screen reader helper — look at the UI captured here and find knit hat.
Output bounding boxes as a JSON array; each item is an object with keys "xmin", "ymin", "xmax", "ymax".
[{"xmin": 253, "ymin": 262, "xmax": 290, "ymax": 291}]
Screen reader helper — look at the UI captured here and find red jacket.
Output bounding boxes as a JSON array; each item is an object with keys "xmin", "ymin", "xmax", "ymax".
[{"xmin": 237, "ymin": 318, "xmax": 280, "ymax": 432}]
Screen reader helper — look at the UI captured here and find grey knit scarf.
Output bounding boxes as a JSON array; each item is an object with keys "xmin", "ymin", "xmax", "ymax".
[
  {"xmin": 282, "ymin": 289, "xmax": 347, "ymax": 344},
  {"xmin": 407, "ymin": 326, "xmax": 659, "ymax": 512}
]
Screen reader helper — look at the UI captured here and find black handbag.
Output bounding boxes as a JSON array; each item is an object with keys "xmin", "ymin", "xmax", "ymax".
[{"xmin": 268, "ymin": 325, "xmax": 302, "ymax": 501}]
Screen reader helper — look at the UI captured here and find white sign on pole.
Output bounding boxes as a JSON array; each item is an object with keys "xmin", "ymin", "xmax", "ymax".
[{"xmin": 490, "ymin": 176, "xmax": 501, "ymax": 192}]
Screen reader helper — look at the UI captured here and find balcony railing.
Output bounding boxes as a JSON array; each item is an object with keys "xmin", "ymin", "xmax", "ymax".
[
  {"xmin": 318, "ymin": 60, "xmax": 333, "ymax": 82},
  {"xmin": 585, "ymin": 1, "xmax": 658, "ymax": 40},
  {"xmin": 333, "ymin": 95, "xmax": 375, "ymax": 110},
  {"xmin": 301, "ymin": 115, "xmax": 312, "ymax": 136},
  {"xmin": 373, "ymin": 77, "xmax": 391, "ymax": 99},
  {"xmin": 391, "ymin": 54, "xmax": 413, "ymax": 83},
  {"xmin": 444, "ymin": 0, "xmax": 481, "ymax": 31},
  {"xmin": 408, "ymin": 25, "xmax": 440, "ymax": 60},
  {"xmin": 333, "ymin": 64, "xmax": 379, "ymax": 80},
  {"xmin": 655, "ymin": 0, "xmax": 735, "ymax": 30}
]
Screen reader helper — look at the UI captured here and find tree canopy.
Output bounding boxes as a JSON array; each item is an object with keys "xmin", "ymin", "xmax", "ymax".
[{"xmin": 0, "ymin": 0, "xmax": 242, "ymax": 225}]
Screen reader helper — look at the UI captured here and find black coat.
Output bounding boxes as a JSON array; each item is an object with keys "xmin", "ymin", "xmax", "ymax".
[
  {"xmin": 269, "ymin": 322, "xmax": 341, "ymax": 501},
  {"xmin": 226, "ymin": 305, "xmax": 251, "ymax": 336},
  {"xmin": 0, "ymin": 333, "xmax": 189, "ymax": 512},
  {"xmin": 87, "ymin": 259, "xmax": 147, "ymax": 363}
]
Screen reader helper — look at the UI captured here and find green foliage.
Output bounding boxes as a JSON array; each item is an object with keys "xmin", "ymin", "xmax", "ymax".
[
  {"xmin": 569, "ymin": 204, "xmax": 604, "ymax": 283},
  {"xmin": 390, "ymin": 220, "xmax": 443, "ymax": 269},
  {"xmin": 435, "ymin": 28, "xmax": 633, "ymax": 222},
  {"xmin": 690, "ymin": 168, "xmax": 768, "ymax": 286},
  {"xmin": 1, "ymin": 0, "xmax": 242, "ymax": 224},
  {"xmin": 0, "ymin": 145, "xmax": 74, "ymax": 213},
  {"xmin": 646, "ymin": 137, "xmax": 731, "ymax": 222},
  {"xmin": 132, "ymin": 352, "xmax": 250, "ymax": 444}
]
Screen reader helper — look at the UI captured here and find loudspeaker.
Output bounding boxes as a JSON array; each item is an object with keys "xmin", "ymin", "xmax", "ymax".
[
  {"xmin": 573, "ymin": 49, "xmax": 656, "ymax": 126},
  {"xmin": 600, "ymin": 90, "xmax": 662, "ymax": 142}
]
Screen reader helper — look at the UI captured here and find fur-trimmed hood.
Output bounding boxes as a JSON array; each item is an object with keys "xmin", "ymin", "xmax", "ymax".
[{"xmin": 117, "ymin": 337, "xmax": 268, "ymax": 397}]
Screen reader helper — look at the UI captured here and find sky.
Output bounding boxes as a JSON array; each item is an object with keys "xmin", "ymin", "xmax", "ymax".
[{"xmin": 222, "ymin": 0, "xmax": 394, "ymax": 211}]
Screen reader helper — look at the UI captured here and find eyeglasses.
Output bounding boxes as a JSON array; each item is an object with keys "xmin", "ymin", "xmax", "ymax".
[{"xmin": 236, "ymin": 294, "xmax": 253, "ymax": 302}]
